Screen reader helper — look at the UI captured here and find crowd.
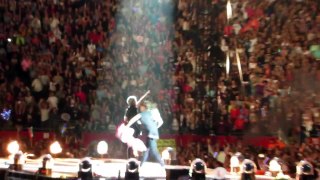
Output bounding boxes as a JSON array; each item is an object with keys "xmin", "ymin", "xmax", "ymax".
[
  {"xmin": 174, "ymin": 138, "xmax": 319, "ymax": 178},
  {"xmin": 0, "ymin": 0, "xmax": 220, "ymax": 139},
  {"xmin": 0, "ymin": 1, "xmax": 319, "ymax": 179},
  {"xmin": 211, "ymin": 0, "xmax": 320, "ymax": 141},
  {"xmin": 0, "ymin": 0, "xmax": 320, "ymax": 174}
]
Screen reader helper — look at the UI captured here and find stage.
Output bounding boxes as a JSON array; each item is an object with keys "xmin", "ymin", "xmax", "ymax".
[{"xmin": 0, "ymin": 158, "xmax": 276, "ymax": 179}]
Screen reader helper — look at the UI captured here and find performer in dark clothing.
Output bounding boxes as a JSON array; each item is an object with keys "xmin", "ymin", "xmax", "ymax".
[
  {"xmin": 125, "ymin": 99, "xmax": 140, "ymax": 137},
  {"xmin": 127, "ymin": 101, "xmax": 165, "ymax": 167},
  {"xmin": 124, "ymin": 90, "xmax": 150, "ymax": 158}
]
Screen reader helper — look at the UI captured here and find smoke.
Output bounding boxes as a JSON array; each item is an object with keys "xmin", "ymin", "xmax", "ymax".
[{"xmin": 253, "ymin": 62, "xmax": 320, "ymax": 144}]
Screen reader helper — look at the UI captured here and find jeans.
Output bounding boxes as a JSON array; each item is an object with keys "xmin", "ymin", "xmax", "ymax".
[{"xmin": 141, "ymin": 138, "xmax": 164, "ymax": 166}]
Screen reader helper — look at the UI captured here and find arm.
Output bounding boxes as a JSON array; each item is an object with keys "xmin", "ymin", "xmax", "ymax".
[
  {"xmin": 136, "ymin": 90, "xmax": 150, "ymax": 106},
  {"xmin": 207, "ymin": 139, "xmax": 214, "ymax": 156},
  {"xmin": 123, "ymin": 108, "xmax": 128, "ymax": 123},
  {"xmin": 126, "ymin": 113, "xmax": 142, "ymax": 127},
  {"xmin": 151, "ymin": 109, "xmax": 163, "ymax": 128},
  {"xmin": 123, "ymin": 116, "xmax": 128, "ymax": 124},
  {"xmin": 156, "ymin": 119, "xmax": 163, "ymax": 128}
]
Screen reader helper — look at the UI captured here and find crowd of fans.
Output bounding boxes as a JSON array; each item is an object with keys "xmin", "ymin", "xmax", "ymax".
[
  {"xmin": 212, "ymin": 0, "xmax": 320, "ymax": 142},
  {"xmin": 0, "ymin": 0, "xmax": 179, "ymax": 135},
  {"xmin": 0, "ymin": 0, "xmax": 320, "ymax": 175},
  {"xmin": 173, "ymin": 138, "xmax": 319, "ymax": 178}
]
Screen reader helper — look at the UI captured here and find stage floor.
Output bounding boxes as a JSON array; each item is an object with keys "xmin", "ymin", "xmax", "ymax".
[{"xmin": 0, "ymin": 158, "xmax": 275, "ymax": 179}]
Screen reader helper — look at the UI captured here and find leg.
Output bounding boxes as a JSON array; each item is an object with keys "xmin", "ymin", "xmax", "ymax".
[
  {"xmin": 127, "ymin": 146, "xmax": 133, "ymax": 159},
  {"xmin": 140, "ymin": 138, "xmax": 151, "ymax": 166},
  {"xmin": 149, "ymin": 138, "xmax": 165, "ymax": 166}
]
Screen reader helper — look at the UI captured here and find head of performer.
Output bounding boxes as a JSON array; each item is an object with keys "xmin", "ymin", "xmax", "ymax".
[
  {"xmin": 126, "ymin": 96, "xmax": 137, "ymax": 107},
  {"xmin": 139, "ymin": 101, "xmax": 147, "ymax": 112}
]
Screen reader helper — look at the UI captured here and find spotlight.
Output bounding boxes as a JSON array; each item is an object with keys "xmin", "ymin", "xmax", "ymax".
[
  {"xmin": 78, "ymin": 157, "xmax": 93, "ymax": 180},
  {"xmin": 258, "ymin": 154, "xmax": 265, "ymax": 158},
  {"xmin": 230, "ymin": 152, "xmax": 242, "ymax": 174},
  {"xmin": 9, "ymin": 151, "xmax": 24, "ymax": 171},
  {"xmin": 97, "ymin": 141, "xmax": 108, "ymax": 157},
  {"xmin": 241, "ymin": 159, "xmax": 256, "ymax": 173},
  {"xmin": 7, "ymin": 141, "xmax": 20, "ymax": 155},
  {"xmin": 161, "ymin": 147, "xmax": 173, "ymax": 165},
  {"xmin": 190, "ymin": 158, "xmax": 206, "ymax": 180},
  {"xmin": 296, "ymin": 160, "xmax": 314, "ymax": 180},
  {"xmin": 240, "ymin": 159, "xmax": 256, "ymax": 180},
  {"xmin": 269, "ymin": 157, "xmax": 282, "ymax": 177},
  {"xmin": 38, "ymin": 154, "xmax": 54, "ymax": 176},
  {"xmin": 49, "ymin": 141, "xmax": 62, "ymax": 154},
  {"xmin": 125, "ymin": 158, "xmax": 139, "ymax": 180},
  {"xmin": 7, "ymin": 38, "xmax": 12, "ymax": 42}
]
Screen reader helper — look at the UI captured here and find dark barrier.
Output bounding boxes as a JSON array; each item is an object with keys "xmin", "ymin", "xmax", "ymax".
[
  {"xmin": 166, "ymin": 168, "xmax": 189, "ymax": 180},
  {"xmin": 0, "ymin": 168, "xmax": 6, "ymax": 179}
]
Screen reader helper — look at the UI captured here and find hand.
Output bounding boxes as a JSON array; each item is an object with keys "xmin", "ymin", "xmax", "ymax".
[{"xmin": 146, "ymin": 90, "xmax": 150, "ymax": 94}]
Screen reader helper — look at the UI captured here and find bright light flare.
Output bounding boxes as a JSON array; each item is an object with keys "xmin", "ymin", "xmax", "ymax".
[
  {"xmin": 226, "ymin": 52, "xmax": 230, "ymax": 78},
  {"xmin": 161, "ymin": 149, "xmax": 171, "ymax": 160},
  {"xmin": 97, "ymin": 141, "xmax": 108, "ymax": 155},
  {"xmin": 50, "ymin": 141, "xmax": 62, "ymax": 154},
  {"xmin": 258, "ymin": 154, "xmax": 265, "ymax": 158},
  {"xmin": 226, "ymin": 0, "xmax": 232, "ymax": 21},
  {"xmin": 230, "ymin": 155, "xmax": 240, "ymax": 167},
  {"xmin": 235, "ymin": 49, "xmax": 243, "ymax": 82},
  {"xmin": 269, "ymin": 158, "xmax": 281, "ymax": 172},
  {"xmin": 7, "ymin": 141, "xmax": 20, "ymax": 154}
]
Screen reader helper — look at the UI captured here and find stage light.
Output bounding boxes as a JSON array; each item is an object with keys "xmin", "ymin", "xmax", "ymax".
[
  {"xmin": 125, "ymin": 158, "xmax": 139, "ymax": 180},
  {"xmin": 230, "ymin": 152, "xmax": 242, "ymax": 174},
  {"xmin": 78, "ymin": 157, "xmax": 93, "ymax": 180},
  {"xmin": 240, "ymin": 159, "xmax": 256, "ymax": 180},
  {"xmin": 97, "ymin": 141, "xmax": 108, "ymax": 156},
  {"xmin": 241, "ymin": 159, "xmax": 256, "ymax": 174},
  {"xmin": 258, "ymin": 154, "xmax": 265, "ymax": 158},
  {"xmin": 50, "ymin": 141, "xmax": 62, "ymax": 154},
  {"xmin": 269, "ymin": 157, "xmax": 282, "ymax": 177},
  {"xmin": 7, "ymin": 141, "xmax": 20, "ymax": 155},
  {"xmin": 38, "ymin": 154, "xmax": 54, "ymax": 176},
  {"xmin": 296, "ymin": 160, "xmax": 314, "ymax": 180},
  {"xmin": 189, "ymin": 158, "xmax": 206, "ymax": 180},
  {"xmin": 226, "ymin": 0, "xmax": 232, "ymax": 21},
  {"xmin": 9, "ymin": 151, "xmax": 24, "ymax": 171},
  {"xmin": 161, "ymin": 147, "xmax": 173, "ymax": 165}
]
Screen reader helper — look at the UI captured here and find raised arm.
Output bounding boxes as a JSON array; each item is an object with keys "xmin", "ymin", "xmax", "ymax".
[
  {"xmin": 123, "ymin": 115, "xmax": 128, "ymax": 124},
  {"xmin": 136, "ymin": 90, "xmax": 150, "ymax": 106},
  {"xmin": 126, "ymin": 113, "xmax": 142, "ymax": 127}
]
